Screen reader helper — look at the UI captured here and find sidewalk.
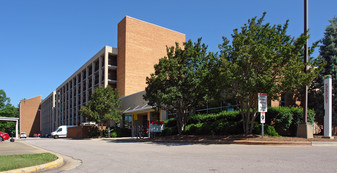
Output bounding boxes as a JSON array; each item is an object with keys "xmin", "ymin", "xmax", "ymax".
[{"xmin": 0, "ymin": 141, "xmax": 64, "ymax": 173}]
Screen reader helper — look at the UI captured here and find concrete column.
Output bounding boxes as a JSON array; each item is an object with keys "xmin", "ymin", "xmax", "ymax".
[
  {"xmin": 80, "ymin": 71, "xmax": 84, "ymax": 123},
  {"xmin": 55, "ymin": 91, "xmax": 58, "ymax": 128},
  {"xmin": 99, "ymin": 56, "xmax": 102, "ymax": 87},
  {"xmin": 104, "ymin": 48, "xmax": 109, "ymax": 87},
  {"xmin": 68, "ymin": 83, "xmax": 71, "ymax": 125},
  {"xmin": 86, "ymin": 67, "xmax": 89, "ymax": 103},
  {"xmin": 72, "ymin": 78, "xmax": 75, "ymax": 125},
  {"xmin": 15, "ymin": 120, "xmax": 18, "ymax": 139},
  {"xmin": 92, "ymin": 63, "xmax": 95, "ymax": 92},
  {"xmin": 76, "ymin": 75, "xmax": 79, "ymax": 125},
  {"xmin": 147, "ymin": 112, "xmax": 151, "ymax": 137},
  {"xmin": 61, "ymin": 87, "xmax": 64, "ymax": 125}
]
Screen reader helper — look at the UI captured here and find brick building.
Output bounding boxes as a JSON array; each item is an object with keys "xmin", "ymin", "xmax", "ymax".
[
  {"xmin": 37, "ymin": 16, "xmax": 185, "ymax": 132},
  {"xmin": 19, "ymin": 96, "xmax": 41, "ymax": 137}
]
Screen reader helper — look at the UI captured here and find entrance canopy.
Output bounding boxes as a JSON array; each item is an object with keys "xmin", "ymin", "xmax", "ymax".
[{"xmin": 0, "ymin": 117, "xmax": 19, "ymax": 139}]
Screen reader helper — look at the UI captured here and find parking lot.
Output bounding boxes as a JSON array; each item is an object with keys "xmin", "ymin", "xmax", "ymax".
[{"xmin": 19, "ymin": 138, "xmax": 337, "ymax": 173}]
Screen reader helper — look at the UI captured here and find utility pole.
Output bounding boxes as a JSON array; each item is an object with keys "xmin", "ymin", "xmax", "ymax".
[
  {"xmin": 304, "ymin": 0, "xmax": 308, "ymax": 124},
  {"xmin": 297, "ymin": 0, "xmax": 313, "ymax": 138}
]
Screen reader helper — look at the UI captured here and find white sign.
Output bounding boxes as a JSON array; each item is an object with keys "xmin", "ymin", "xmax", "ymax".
[
  {"xmin": 260, "ymin": 112, "xmax": 265, "ymax": 124},
  {"xmin": 258, "ymin": 93, "xmax": 268, "ymax": 112},
  {"xmin": 324, "ymin": 75, "xmax": 332, "ymax": 137}
]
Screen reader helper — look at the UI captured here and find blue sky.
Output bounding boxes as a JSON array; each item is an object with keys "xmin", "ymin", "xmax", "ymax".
[{"xmin": 1, "ymin": 0, "xmax": 336, "ymax": 107}]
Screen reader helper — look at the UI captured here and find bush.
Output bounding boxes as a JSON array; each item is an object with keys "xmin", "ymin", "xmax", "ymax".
[
  {"xmin": 110, "ymin": 131, "xmax": 117, "ymax": 138},
  {"xmin": 254, "ymin": 124, "xmax": 280, "ymax": 137},
  {"xmin": 161, "ymin": 126, "xmax": 178, "ymax": 136},
  {"xmin": 187, "ymin": 111, "xmax": 241, "ymax": 124},
  {"xmin": 164, "ymin": 118, "xmax": 176, "ymax": 128},
  {"xmin": 266, "ymin": 107, "xmax": 315, "ymax": 136},
  {"xmin": 183, "ymin": 111, "xmax": 243, "ymax": 135},
  {"xmin": 109, "ymin": 128, "xmax": 131, "ymax": 138},
  {"xmin": 88, "ymin": 129, "xmax": 100, "ymax": 138}
]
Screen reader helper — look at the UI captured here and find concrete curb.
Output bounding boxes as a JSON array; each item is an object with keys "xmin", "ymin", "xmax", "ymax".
[
  {"xmin": 233, "ymin": 140, "xmax": 312, "ymax": 146},
  {"xmin": 1, "ymin": 143, "xmax": 64, "ymax": 173},
  {"xmin": 311, "ymin": 141, "xmax": 337, "ymax": 146}
]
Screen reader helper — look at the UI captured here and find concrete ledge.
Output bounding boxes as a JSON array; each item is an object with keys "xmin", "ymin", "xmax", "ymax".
[
  {"xmin": 2, "ymin": 154, "xmax": 63, "ymax": 173},
  {"xmin": 233, "ymin": 140, "xmax": 312, "ymax": 146},
  {"xmin": 312, "ymin": 141, "xmax": 337, "ymax": 146}
]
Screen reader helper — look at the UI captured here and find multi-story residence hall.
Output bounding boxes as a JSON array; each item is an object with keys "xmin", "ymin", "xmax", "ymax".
[{"xmin": 39, "ymin": 16, "xmax": 186, "ymax": 133}]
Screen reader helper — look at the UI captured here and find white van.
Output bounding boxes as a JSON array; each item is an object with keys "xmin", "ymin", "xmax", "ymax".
[{"xmin": 51, "ymin": 125, "xmax": 76, "ymax": 139}]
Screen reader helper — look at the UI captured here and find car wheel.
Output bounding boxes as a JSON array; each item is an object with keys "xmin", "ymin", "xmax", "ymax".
[
  {"xmin": 54, "ymin": 135, "xmax": 58, "ymax": 139},
  {"xmin": 0, "ymin": 137, "xmax": 3, "ymax": 142}
]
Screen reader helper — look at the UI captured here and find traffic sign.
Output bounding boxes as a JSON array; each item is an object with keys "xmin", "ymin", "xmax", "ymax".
[
  {"xmin": 258, "ymin": 93, "xmax": 268, "ymax": 112},
  {"xmin": 260, "ymin": 112, "xmax": 265, "ymax": 124}
]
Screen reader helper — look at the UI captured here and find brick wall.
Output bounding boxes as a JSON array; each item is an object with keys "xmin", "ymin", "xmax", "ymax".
[
  {"xmin": 19, "ymin": 96, "xmax": 41, "ymax": 137},
  {"xmin": 117, "ymin": 16, "xmax": 186, "ymax": 97}
]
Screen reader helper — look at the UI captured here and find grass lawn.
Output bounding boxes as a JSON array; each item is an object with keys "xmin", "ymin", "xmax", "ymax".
[{"xmin": 0, "ymin": 153, "xmax": 58, "ymax": 171}]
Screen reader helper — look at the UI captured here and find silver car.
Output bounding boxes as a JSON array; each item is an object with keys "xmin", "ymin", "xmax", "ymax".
[{"xmin": 20, "ymin": 132, "xmax": 27, "ymax": 138}]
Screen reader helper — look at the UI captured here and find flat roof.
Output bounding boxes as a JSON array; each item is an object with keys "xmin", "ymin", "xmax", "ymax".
[{"xmin": 0, "ymin": 117, "xmax": 19, "ymax": 121}]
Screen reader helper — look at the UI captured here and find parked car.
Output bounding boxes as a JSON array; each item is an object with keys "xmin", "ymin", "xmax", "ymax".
[
  {"xmin": 19, "ymin": 132, "xmax": 27, "ymax": 138},
  {"xmin": 0, "ymin": 131, "xmax": 10, "ymax": 142}
]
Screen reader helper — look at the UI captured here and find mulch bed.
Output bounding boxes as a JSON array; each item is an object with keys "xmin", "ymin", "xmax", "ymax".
[{"xmin": 136, "ymin": 134, "xmax": 337, "ymax": 144}]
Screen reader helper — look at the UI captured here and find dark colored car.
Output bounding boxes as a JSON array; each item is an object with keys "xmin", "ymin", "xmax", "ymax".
[{"xmin": 0, "ymin": 131, "xmax": 10, "ymax": 142}]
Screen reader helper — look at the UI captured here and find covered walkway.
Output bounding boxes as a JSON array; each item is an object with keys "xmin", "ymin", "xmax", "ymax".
[{"xmin": 0, "ymin": 117, "xmax": 19, "ymax": 139}]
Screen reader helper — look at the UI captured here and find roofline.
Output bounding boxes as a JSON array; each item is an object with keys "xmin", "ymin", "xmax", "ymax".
[
  {"xmin": 119, "ymin": 90, "xmax": 145, "ymax": 100},
  {"xmin": 56, "ymin": 46, "xmax": 117, "ymax": 90},
  {"xmin": 123, "ymin": 16, "xmax": 185, "ymax": 36}
]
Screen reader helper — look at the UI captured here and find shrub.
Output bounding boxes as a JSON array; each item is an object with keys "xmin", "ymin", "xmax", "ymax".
[
  {"xmin": 254, "ymin": 124, "xmax": 280, "ymax": 137},
  {"xmin": 183, "ymin": 111, "xmax": 243, "ymax": 135},
  {"xmin": 88, "ymin": 129, "xmax": 100, "ymax": 138},
  {"xmin": 110, "ymin": 131, "xmax": 117, "ymax": 138},
  {"xmin": 266, "ymin": 107, "xmax": 315, "ymax": 136},
  {"xmin": 109, "ymin": 128, "xmax": 131, "ymax": 138},
  {"xmin": 161, "ymin": 126, "xmax": 178, "ymax": 136},
  {"xmin": 115, "ymin": 128, "xmax": 131, "ymax": 137},
  {"xmin": 164, "ymin": 118, "xmax": 176, "ymax": 128}
]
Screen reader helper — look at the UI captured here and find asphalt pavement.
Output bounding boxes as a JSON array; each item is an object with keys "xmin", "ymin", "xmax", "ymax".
[{"xmin": 23, "ymin": 138, "xmax": 337, "ymax": 173}]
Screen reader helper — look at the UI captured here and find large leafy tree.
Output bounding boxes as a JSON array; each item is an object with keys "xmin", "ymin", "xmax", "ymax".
[
  {"xmin": 80, "ymin": 86, "xmax": 122, "ymax": 136},
  {"xmin": 309, "ymin": 16, "xmax": 337, "ymax": 124},
  {"xmin": 219, "ymin": 12, "xmax": 323, "ymax": 134},
  {"xmin": 144, "ymin": 39, "xmax": 218, "ymax": 134},
  {"xmin": 0, "ymin": 89, "xmax": 19, "ymax": 133}
]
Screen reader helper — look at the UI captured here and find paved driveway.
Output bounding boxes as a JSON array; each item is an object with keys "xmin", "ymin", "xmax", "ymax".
[
  {"xmin": 0, "ymin": 140, "xmax": 46, "ymax": 155},
  {"xmin": 23, "ymin": 138, "xmax": 337, "ymax": 173}
]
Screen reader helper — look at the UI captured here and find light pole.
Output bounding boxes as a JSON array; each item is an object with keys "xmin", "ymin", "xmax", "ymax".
[
  {"xmin": 304, "ymin": 0, "xmax": 308, "ymax": 125},
  {"xmin": 297, "ymin": 0, "xmax": 313, "ymax": 138}
]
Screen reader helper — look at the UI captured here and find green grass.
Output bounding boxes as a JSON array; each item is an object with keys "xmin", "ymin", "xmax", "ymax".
[{"xmin": 0, "ymin": 153, "xmax": 58, "ymax": 171}]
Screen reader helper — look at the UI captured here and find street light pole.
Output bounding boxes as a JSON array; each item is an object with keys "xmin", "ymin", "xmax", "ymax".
[{"xmin": 304, "ymin": 0, "xmax": 308, "ymax": 124}]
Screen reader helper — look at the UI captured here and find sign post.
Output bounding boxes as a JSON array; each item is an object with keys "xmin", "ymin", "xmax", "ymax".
[
  {"xmin": 258, "ymin": 93, "xmax": 268, "ymax": 138},
  {"xmin": 324, "ymin": 75, "xmax": 332, "ymax": 138}
]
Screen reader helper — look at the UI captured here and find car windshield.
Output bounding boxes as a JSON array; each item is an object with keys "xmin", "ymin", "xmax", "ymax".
[{"xmin": 57, "ymin": 128, "xmax": 62, "ymax": 132}]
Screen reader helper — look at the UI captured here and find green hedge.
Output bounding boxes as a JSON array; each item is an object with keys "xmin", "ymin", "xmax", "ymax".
[
  {"xmin": 266, "ymin": 107, "xmax": 315, "ymax": 136},
  {"xmin": 162, "ymin": 107, "xmax": 315, "ymax": 137},
  {"xmin": 90, "ymin": 127, "xmax": 131, "ymax": 138},
  {"xmin": 162, "ymin": 111, "xmax": 243, "ymax": 136}
]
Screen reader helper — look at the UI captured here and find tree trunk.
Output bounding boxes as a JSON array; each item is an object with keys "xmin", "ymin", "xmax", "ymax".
[
  {"xmin": 176, "ymin": 109, "xmax": 187, "ymax": 134},
  {"xmin": 249, "ymin": 112, "xmax": 257, "ymax": 134},
  {"xmin": 100, "ymin": 123, "xmax": 104, "ymax": 137}
]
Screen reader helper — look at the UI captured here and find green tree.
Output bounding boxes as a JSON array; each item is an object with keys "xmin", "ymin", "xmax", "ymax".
[
  {"xmin": 144, "ymin": 39, "xmax": 218, "ymax": 134},
  {"xmin": 309, "ymin": 16, "xmax": 337, "ymax": 125},
  {"xmin": 219, "ymin": 12, "xmax": 323, "ymax": 134},
  {"xmin": 80, "ymin": 86, "xmax": 122, "ymax": 137},
  {"xmin": 0, "ymin": 89, "xmax": 19, "ymax": 133}
]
